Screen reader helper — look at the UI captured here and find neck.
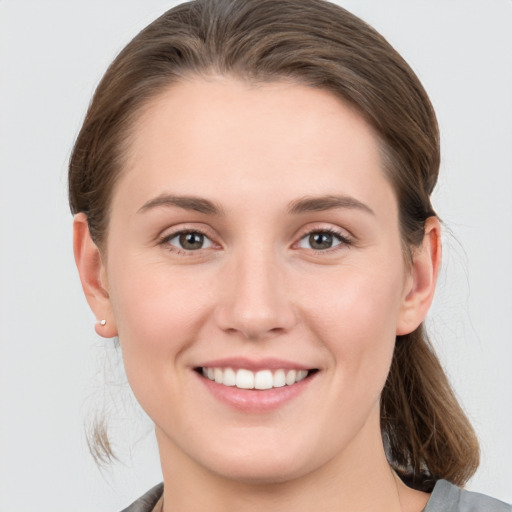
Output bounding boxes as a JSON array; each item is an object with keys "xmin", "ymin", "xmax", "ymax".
[{"xmin": 155, "ymin": 409, "xmax": 427, "ymax": 512}]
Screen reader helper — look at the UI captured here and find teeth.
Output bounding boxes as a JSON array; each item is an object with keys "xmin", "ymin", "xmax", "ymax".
[
  {"xmin": 273, "ymin": 369, "xmax": 286, "ymax": 388},
  {"xmin": 201, "ymin": 367, "xmax": 311, "ymax": 389},
  {"xmin": 285, "ymin": 369, "xmax": 296, "ymax": 385},
  {"xmin": 297, "ymin": 370, "xmax": 308, "ymax": 382},
  {"xmin": 236, "ymin": 369, "xmax": 255, "ymax": 389},
  {"xmin": 254, "ymin": 370, "xmax": 273, "ymax": 390},
  {"xmin": 214, "ymin": 367, "xmax": 223, "ymax": 384},
  {"xmin": 223, "ymin": 367, "xmax": 236, "ymax": 387}
]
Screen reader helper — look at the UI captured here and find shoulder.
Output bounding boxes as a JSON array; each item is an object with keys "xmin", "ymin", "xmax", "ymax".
[
  {"xmin": 424, "ymin": 479, "xmax": 511, "ymax": 512},
  {"xmin": 117, "ymin": 480, "xmax": 511, "ymax": 512},
  {"xmin": 120, "ymin": 483, "xmax": 164, "ymax": 512}
]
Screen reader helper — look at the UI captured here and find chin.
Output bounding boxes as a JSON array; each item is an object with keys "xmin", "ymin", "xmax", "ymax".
[
  {"xmin": 189, "ymin": 431, "xmax": 328, "ymax": 486},
  {"xmin": 208, "ymin": 453, "xmax": 313, "ymax": 486}
]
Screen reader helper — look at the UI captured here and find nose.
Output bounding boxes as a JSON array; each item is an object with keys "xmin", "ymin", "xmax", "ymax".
[{"xmin": 214, "ymin": 249, "xmax": 298, "ymax": 341}]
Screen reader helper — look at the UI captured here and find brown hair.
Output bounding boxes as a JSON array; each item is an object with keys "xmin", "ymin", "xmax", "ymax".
[{"xmin": 69, "ymin": 0, "xmax": 479, "ymax": 488}]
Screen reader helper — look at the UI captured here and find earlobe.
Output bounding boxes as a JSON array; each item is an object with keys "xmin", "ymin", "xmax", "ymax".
[
  {"xmin": 73, "ymin": 213, "xmax": 118, "ymax": 338},
  {"xmin": 396, "ymin": 217, "xmax": 442, "ymax": 335}
]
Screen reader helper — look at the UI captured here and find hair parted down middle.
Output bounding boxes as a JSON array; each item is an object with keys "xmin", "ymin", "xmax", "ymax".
[{"xmin": 68, "ymin": 0, "xmax": 479, "ymax": 490}]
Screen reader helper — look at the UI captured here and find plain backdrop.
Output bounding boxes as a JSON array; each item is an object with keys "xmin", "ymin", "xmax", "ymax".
[{"xmin": 0, "ymin": 1, "xmax": 511, "ymax": 510}]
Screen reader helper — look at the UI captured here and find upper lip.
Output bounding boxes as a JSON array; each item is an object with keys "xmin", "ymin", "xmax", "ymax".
[{"xmin": 196, "ymin": 357, "xmax": 314, "ymax": 372}]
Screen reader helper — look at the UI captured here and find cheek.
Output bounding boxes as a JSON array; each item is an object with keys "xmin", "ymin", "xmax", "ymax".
[
  {"xmin": 300, "ymin": 260, "xmax": 405, "ymax": 387},
  {"xmin": 105, "ymin": 262, "xmax": 221, "ymax": 433},
  {"xmin": 106, "ymin": 259, "xmax": 212, "ymax": 384},
  {"xmin": 304, "ymin": 261, "xmax": 404, "ymax": 339}
]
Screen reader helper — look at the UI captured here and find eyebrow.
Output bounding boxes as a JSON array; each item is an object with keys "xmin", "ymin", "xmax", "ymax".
[
  {"xmin": 137, "ymin": 194, "xmax": 224, "ymax": 215},
  {"xmin": 137, "ymin": 193, "xmax": 374, "ymax": 217},
  {"xmin": 287, "ymin": 195, "xmax": 375, "ymax": 215}
]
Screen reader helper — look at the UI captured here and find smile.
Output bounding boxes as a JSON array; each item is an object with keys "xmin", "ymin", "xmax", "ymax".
[{"xmin": 200, "ymin": 367, "xmax": 311, "ymax": 390}]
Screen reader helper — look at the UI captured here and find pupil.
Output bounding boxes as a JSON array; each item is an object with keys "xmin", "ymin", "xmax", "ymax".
[
  {"xmin": 310, "ymin": 232, "xmax": 333, "ymax": 250},
  {"xmin": 179, "ymin": 232, "xmax": 204, "ymax": 250}
]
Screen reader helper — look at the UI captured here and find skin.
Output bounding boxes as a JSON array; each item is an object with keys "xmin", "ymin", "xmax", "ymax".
[{"xmin": 74, "ymin": 77, "xmax": 441, "ymax": 512}]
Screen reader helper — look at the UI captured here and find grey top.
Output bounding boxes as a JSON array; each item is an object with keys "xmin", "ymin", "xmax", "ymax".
[
  {"xmin": 121, "ymin": 480, "xmax": 511, "ymax": 512},
  {"xmin": 121, "ymin": 483, "xmax": 163, "ymax": 512},
  {"xmin": 423, "ymin": 480, "xmax": 510, "ymax": 512}
]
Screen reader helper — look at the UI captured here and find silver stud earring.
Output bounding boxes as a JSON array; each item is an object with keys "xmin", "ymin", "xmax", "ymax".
[{"xmin": 96, "ymin": 319, "xmax": 107, "ymax": 326}]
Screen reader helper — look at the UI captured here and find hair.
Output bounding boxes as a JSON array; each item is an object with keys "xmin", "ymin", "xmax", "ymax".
[{"xmin": 69, "ymin": 0, "xmax": 479, "ymax": 489}]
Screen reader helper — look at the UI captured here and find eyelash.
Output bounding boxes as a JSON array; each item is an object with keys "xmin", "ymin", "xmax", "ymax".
[
  {"xmin": 297, "ymin": 228, "xmax": 353, "ymax": 252},
  {"xmin": 158, "ymin": 228, "xmax": 214, "ymax": 256},
  {"xmin": 158, "ymin": 227, "xmax": 353, "ymax": 255}
]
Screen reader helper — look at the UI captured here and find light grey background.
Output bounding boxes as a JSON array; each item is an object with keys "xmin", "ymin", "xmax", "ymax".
[{"xmin": 0, "ymin": 1, "xmax": 511, "ymax": 510}]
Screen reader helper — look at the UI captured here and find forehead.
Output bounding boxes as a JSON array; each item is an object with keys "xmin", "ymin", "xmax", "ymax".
[{"xmin": 115, "ymin": 77, "xmax": 395, "ymax": 215}]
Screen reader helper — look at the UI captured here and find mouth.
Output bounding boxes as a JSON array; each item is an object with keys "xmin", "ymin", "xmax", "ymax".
[{"xmin": 195, "ymin": 367, "xmax": 318, "ymax": 390}]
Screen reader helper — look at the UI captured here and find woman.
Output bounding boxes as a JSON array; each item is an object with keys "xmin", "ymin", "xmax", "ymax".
[{"xmin": 69, "ymin": 0, "xmax": 511, "ymax": 510}]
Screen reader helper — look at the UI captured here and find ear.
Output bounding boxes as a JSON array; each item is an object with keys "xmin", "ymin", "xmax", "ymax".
[
  {"xmin": 396, "ymin": 216, "xmax": 442, "ymax": 335},
  {"xmin": 73, "ymin": 213, "xmax": 118, "ymax": 338}
]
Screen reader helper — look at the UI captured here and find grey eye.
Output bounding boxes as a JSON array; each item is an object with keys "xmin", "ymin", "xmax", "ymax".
[
  {"xmin": 309, "ymin": 232, "xmax": 335, "ymax": 250},
  {"xmin": 298, "ymin": 231, "xmax": 344, "ymax": 251},
  {"xmin": 167, "ymin": 231, "xmax": 213, "ymax": 251},
  {"xmin": 179, "ymin": 232, "xmax": 204, "ymax": 250}
]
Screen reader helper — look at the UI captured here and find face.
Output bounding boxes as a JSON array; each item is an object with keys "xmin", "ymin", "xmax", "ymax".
[{"xmin": 98, "ymin": 78, "xmax": 418, "ymax": 483}]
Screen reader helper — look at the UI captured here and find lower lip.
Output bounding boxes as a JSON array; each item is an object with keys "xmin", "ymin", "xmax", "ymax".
[{"xmin": 195, "ymin": 371, "xmax": 316, "ymax": 412}]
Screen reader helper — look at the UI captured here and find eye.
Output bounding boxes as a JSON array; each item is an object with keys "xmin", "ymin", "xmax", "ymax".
[
  {"xmin": 162, "ymin": 230, "xmax": 214, "ymax": 252},
  {"xmin": 297, "ymin": 229, "xmax": 350, "ymax": 251}
]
